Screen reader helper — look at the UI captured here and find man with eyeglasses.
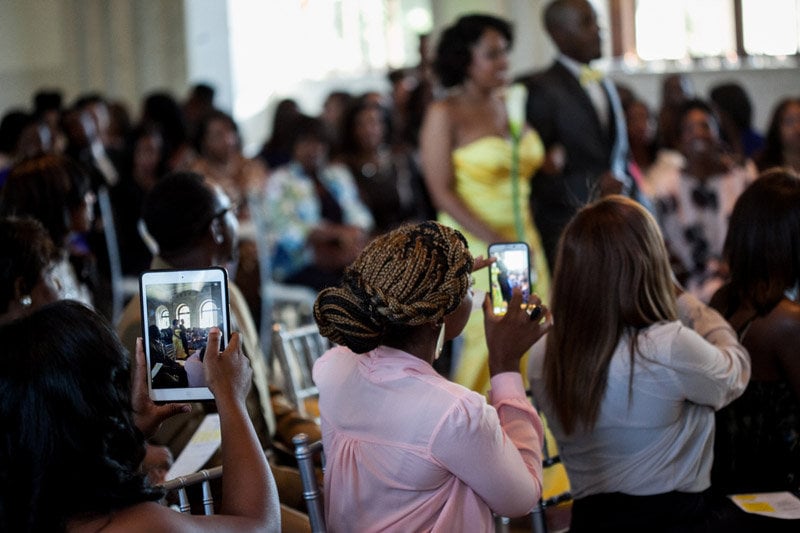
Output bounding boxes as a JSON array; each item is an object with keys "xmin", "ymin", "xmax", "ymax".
[{"xmin": 116, "ymin": 171, "xmax": 321, "ymax": 529}]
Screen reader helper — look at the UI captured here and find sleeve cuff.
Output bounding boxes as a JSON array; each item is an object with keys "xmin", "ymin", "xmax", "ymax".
[{"xmin": 488, "ymin": 372, "xmax": 528, "ymax": 405}]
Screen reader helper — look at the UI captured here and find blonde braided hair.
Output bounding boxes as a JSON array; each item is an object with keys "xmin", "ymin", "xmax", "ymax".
[{"xmin": 314, "ymin": 221, "xmax": 474, "ymax": 353}]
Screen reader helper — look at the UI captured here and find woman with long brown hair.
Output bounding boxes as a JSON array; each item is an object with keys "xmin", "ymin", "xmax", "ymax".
[{"xmin": 528, "ymin": 195, "xmax": 750, "ymax": 531}]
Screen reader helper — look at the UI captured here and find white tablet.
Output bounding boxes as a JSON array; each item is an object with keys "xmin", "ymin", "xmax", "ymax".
[{"xmin": 139, "ymin": 267, "xmax": 231, "ymax": 402}]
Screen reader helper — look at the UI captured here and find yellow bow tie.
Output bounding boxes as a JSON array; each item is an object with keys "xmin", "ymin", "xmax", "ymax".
[{"xmin": 579, "ymin": 65, "xmax": 604, "ymax": 86}]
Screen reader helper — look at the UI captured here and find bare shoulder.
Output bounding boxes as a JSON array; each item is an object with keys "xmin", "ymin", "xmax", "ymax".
[
  {"xmin": 119, "ymin": 502, "xmax": 192, "ymax": 532},
  {"xmin": 423, "ymin": 98, "xmax": 455, "ymax": 126},
  {"xmin": 769, "ymin": 298, "xmax": 800, "ymax": 331}
]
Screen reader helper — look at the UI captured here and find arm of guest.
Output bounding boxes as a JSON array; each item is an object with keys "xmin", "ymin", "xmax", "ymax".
[
  {"xmin": 419, "ymin": 101, "xmax": 505, "ymax": 244},
  {"xmin": 430, "ymin": 375, "xmax": 544, "ymax": 518},
  {"xmin": 671, "ymin": 292, "xmax": 751, "ymax": 410}
]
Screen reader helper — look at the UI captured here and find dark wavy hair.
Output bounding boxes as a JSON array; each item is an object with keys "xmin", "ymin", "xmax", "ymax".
[
  {"xmin": 0, "ymin": 216, "xmax": 58, "ymax": 314},
  {"xmin": 756, "ymin": 97, "xmax": 800, "ymax": 171},
  {"xmin": 719, "ymin": 168, "xmax": 800, "ymax": 317},
  {"xmin": 0, "ymin": 300, "xmax": 162, "ymax": 532},
  {"xmin": 314, "ymin": 221, "xmax": 473, "ymax": 354},
  {"xmin": 433, "ymin": 14, "xmax": 513, "ymax": 88},
  {"xmin": 0, "ymin": 154, "xmax": 91, "ymax": 246}
]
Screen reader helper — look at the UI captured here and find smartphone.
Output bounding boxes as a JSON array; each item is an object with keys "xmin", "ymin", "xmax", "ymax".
[
  {"xmin": 139, "ymin": 267, "xmax": 231, "ymax": 402},
  {"xmin": 488, "ymin": 242, "xmax": 531, "ymax": 316}
]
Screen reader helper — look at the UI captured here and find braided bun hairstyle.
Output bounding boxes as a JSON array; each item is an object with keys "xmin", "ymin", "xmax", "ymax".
[{"xmin": 314, "ymin": 221, "xmax": 474, "ymax": 354}]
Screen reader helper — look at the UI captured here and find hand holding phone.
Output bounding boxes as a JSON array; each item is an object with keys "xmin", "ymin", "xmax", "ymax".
[
  {"xmin": 488, "ymin": 242, "xmax": 532, "ymax": 316},
  {"xmin": 139, "ymin": 267, "xmax": 231, "ymax": 402}
]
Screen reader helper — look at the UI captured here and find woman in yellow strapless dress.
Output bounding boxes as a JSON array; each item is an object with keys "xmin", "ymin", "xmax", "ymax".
[
  {"xmin": 420, "ymin": 14, "xmax": 550, "ymax": 394},
  {"xmin": 443, "ymin": 132, "xmax": 550, "ymax": 390}
]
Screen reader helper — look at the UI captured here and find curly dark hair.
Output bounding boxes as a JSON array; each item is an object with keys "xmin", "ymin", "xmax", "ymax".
[
  {"xmin": 0, "ymin": 300, "xmax": 162, "ymax": 532},
  {"xmin": 433, "ymin": 14, "xmax": 513, "ymax": 88},
  {"xmin": 0, "ymin": 154, "xmax": 91, "ymax": 246},
  {"xmin": 313, "ymin": 221, "xmax": 473, "ymax": 354},
  {"xmin": 0, "ymin": 216, "xmax": 58, "ymax": 314}
]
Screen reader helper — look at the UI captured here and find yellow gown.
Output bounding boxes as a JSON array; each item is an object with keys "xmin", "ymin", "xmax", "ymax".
[
  {"xmin": 439, "ymin": 130, "xmax": 551, "ymax": 393},
  {"xmin": 440, "ymin": 131, "xmax": 569, "ymax": 502}
]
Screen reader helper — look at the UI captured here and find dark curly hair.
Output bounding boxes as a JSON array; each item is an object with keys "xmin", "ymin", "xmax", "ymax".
[
  {"xmin": 313, "ymin": 221, "xmax": 473, "ymax": 354},
  {"xmin": 0, "ymin": 216, "xmax": 58, "ymax": 314},
  {"xmin": 0, "ymin": 300, "xmax": 162, "ymax": 532},
  {"xmin": 433, "ymin": 14, "xmax": 513, "ymax": 88},
  {"xmin": 0, "ymin": 154, "xmax": 91, "ymax": 247}
]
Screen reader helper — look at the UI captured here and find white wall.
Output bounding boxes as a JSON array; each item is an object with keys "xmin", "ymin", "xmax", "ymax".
[{"xmin": 0, "ymin": 0, "xmax": 186, "ymax": 117}]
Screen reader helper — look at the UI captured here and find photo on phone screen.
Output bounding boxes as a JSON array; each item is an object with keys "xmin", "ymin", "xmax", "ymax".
[
  {"xmin": 139, "ymin": 267, "xmax": 230, "ymax": 402},
  {"xmin": 488, "ymin": 242, "xmax": 531, "ymax": 316}
]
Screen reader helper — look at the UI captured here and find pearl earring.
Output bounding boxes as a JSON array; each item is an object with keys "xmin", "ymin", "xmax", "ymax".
[
  {"xmin": 20, "ymin": 295, "xmax": 32, "ymax": 308},
  {"xmin": 434, "ymin": 323, "xmax": 446, "ymax": 361}
]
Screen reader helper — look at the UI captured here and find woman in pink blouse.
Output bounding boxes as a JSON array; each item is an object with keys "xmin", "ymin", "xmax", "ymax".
[{"xmin": 312, "ymin": 221, "xmax": 549, "ymax": 531}]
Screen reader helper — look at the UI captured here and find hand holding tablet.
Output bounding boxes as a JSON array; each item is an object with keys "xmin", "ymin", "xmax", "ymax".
[{"xmin": 139, "ymin": 267, "xmax": 231, "ymax": 402}]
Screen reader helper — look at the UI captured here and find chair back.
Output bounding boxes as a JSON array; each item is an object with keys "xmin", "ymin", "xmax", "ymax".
[
  {"xmin": 247, "ymin": 192, "xmax": 318, "ymax": 363},
  {"xmin": 158, "ymin": 465, "xmax": 223, "ymax": 515},
  {"xmin": 96, "ymin": 185, "xmax": 138, "ymax": 323},
  {"xmin": 272, "ymin": 323, "xmax": 331, "ymax": 418},
  {"xmin": 293, "ymin": 433, "xmax": 325, "ymax": 533}
]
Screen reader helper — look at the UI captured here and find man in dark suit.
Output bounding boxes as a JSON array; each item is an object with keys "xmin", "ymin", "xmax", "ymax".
[{"xmin": 523, "ymin": 0, "xmax": 632, "ymax": 270}]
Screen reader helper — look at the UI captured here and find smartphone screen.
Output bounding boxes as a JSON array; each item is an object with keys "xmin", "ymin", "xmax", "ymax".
[
  {"xmin": 139, "ymin": 267, "xmax": 230, "ymax": 402},
  {"xmin": 488, "ymin": 242, "xmax": 531, "ymax": 316}
]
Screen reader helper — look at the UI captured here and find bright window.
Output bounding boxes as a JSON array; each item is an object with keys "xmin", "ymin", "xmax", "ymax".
[
  {"xmin": 157, "ymin": 306, "xmax": 170, "ymax": 330},
  {"xmin": 177, "ymin": 304, "xmax": 191, "ymax": 328},
  {"xmin": 634, "ymin": 0, "xmax": 735, "ymax": 60},
  {"xmin": 227, "ymin": 0, "xmax": 432, "ymax": 120},
  {"xmin": 742, "ymin": 0, "xmax": 800, "ymax": 55},
  {"xmin": 199, "ymin": 299, "xmax": 219, "ymax": 328}
]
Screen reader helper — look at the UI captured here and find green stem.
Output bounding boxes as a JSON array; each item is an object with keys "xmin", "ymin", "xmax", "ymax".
[{"xmin": 511, "ymin": 136, "xmax": 524, "ymax": 241}]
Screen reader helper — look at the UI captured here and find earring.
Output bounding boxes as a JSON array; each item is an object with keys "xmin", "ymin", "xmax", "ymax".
[
  {"xmin": 434, "ymin": 323, "xmax": 446, "ymax": 361},
  {"xmin": 20, "ymin": 295, "xmax": 32, "ymax": 308}
]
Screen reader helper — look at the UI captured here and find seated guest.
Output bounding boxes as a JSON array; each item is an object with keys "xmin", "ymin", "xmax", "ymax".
[
  {"xmin": 147, "ymin": 323, "xmax": 189, "ymax": 388},
  {"xmin": 0, "ymin": 154, "xmax": 97, "ymax": 308},
  {"xmin": 0, "ymin": 216, "xmax": 60, "ymax": 325},
  {"xmin": 116, "ymin": 171, "xmax": 319, "ymax": 526},
  {"xmin": 252, "ymin": 114, "xmax": 373, "ymax": 292},
  {"xmin": 756, "ymin": 97, "xmax": 800, "ymax": 174},
  {"xmin": 709, "ymin": 82, "xmax": 764, "ymax": 160},
  {"xmin": 333, "ymin": 97, "xmax": 434, "ymax": 234},
  {"xmin": 0, "ymin": 300, "xmax": 279, "ymax": 532},
  {"xmin": 190, "ymin": 109, "xmax": 268, "ymax": 210},
  {"xmin": 313, "ymin": 221, "xmax": 549, "ymax": 530},
  {"xmin": 528, "ymin": 196, "xmax": 750, "ymax": 532},
  {"xmin": 117, "ymin": 171, "xmax": 320, "ymax": 455},
  {"xmin": 711, "ymin": 169, "xmax": 800, "ymax": 495},
  {"xmin": 648, "ymin": 99, "xmax": 757, "ymax": 302}
]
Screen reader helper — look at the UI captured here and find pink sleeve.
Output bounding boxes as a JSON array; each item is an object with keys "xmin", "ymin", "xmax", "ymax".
[{"xmin": 430, "ymin": 372, "xmax": 544, "ymax": 517}]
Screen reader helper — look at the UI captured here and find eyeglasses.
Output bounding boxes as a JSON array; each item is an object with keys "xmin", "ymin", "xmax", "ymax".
[{"xmin": 206, "ymin": 202, "xmax": 239, "ymax": 227}]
